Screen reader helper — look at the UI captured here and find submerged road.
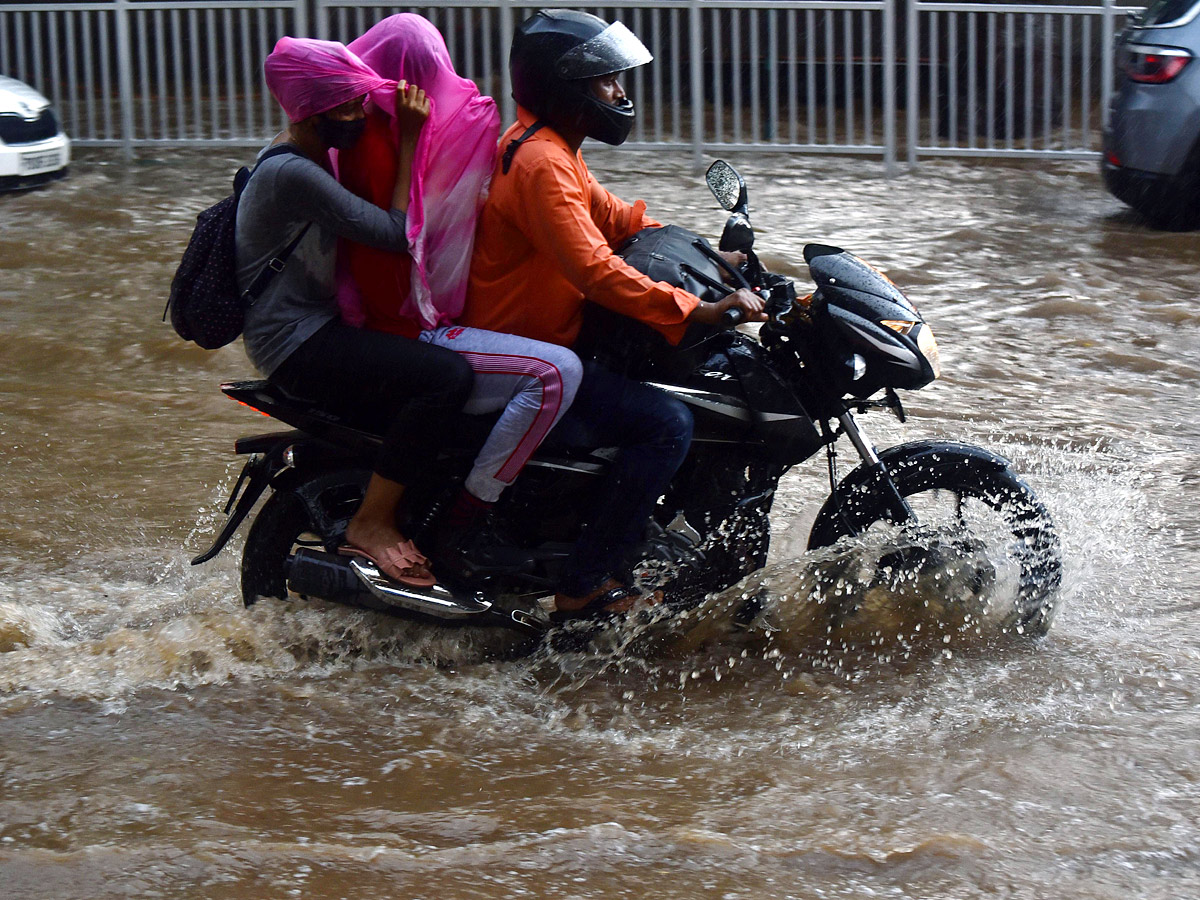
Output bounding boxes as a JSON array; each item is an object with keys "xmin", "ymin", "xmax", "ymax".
[{"xmin": 0, "ymin": 148, "xmax": 1197, "ymax": 899}]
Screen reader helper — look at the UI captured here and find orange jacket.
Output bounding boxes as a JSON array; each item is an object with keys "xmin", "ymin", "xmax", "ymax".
[{"xmin": 461, "ymin": 108, "xmax": 700, "ymax": 348}]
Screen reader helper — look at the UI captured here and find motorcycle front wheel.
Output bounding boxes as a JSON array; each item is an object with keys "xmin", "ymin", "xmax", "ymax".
[{"xmin": 806, "ymin": 440, "xmax": 1062, "ymax": 636}]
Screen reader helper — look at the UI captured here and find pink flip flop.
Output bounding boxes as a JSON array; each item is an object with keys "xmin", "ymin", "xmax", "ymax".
[{"xmin": 339, "ymin": 539, "xmax": 436, "ymax": 588}]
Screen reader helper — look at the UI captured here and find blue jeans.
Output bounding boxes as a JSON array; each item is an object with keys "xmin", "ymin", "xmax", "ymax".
[
  {"xmin": 420, "ymin": 325, "xmax": 582, "ymax": 502},
  {"xmin": 546, "ymin": 360, "xmax": 694, "ymax": 596}
]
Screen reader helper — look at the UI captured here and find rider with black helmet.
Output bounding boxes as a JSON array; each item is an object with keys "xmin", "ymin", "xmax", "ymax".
[
  {"xmin": 508, "ymin": 8, "xmax": 651, "ymax": 148},
  {"xmin": 461, "ymin": 9, "xmax": 764, "ymax": 620}
]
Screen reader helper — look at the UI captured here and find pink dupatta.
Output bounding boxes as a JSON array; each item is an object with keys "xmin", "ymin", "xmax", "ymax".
[
  {"xmin": 264, "ymin": 36, "xmax": 394, "ymax": 122},
  {"xmin": 341, "ymin": 14, "xmax": 500, "ymax": 329}
]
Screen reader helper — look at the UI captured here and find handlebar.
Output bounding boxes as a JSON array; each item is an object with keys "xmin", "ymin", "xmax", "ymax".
[{"xmin": 719, "ymin": 305, "xmax": 748, "ymax": 328}]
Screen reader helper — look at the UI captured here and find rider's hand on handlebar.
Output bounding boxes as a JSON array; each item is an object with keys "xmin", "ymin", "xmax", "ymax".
[
  {"xmin": 394, "ymin": 80, "xmax": 431, "ymax": 141},
  {"xmin": 688, "ymin": 288, "xmax": 767, "ymax": 326}
]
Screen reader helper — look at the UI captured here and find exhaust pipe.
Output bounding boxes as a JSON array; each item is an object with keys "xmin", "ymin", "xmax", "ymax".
[
  {"xmin": 286, "ymin": 548, "xmax": 379, "ymax": 607},
  {"xmin": 286, "ymin": 549, "xmax": 523, "ymax": 626},
  {"xmin": 343, "ymin": 556, "xmax": 494, "ymax": 620}
]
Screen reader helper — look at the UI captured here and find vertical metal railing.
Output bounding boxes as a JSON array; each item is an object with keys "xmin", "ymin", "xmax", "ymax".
[
  {"xmin": 124, "ymin": 0, "xmax": 307, "ymax": 146},
  {"xmin": 313, "ymin": 1, "xmax": 511, "ymax": 115},
  {"xmin": 313, "ymin": 0, "xmax": 896, "ymax": 165},
  {"xmin": 905, "ymin": 0, "xmax": 1141, "ymax": 161},
  {"xmin": 682, "ymin": 0, "xmax": 896, "ymax": 158},
  {"xmin": 0, "ymin": 0, "xmax": 1133, "ymax": 165},
  {"xmin": 0, "ymin": 0, "xmax": 307, "ymax": 151}
]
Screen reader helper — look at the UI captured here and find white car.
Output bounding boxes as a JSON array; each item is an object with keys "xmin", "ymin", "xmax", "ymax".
[{"xmin": 0, "ymin": 75, "xmax": 70, "ymax": 191}]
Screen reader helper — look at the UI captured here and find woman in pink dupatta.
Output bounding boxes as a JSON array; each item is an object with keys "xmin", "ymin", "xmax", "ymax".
[{"xmin": 337, "ymin": 14, "xmax": 583, "ymax": 582}]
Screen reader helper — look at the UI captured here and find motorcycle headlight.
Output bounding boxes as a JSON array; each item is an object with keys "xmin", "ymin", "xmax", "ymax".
[{"xmin": 916, "ymin": 324, "xmax": 941, "ymax": 379}]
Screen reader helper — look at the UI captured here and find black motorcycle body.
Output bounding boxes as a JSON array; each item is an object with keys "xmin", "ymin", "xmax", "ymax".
[{"xmin": 192, "ymin": 161, "xmax": 1061, "ymax": 639}]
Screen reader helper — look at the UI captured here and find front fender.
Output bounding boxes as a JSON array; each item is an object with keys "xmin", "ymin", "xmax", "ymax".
[{"xmin": 806, "ymin": 440, "xmax": 1019, "ymax": 550}]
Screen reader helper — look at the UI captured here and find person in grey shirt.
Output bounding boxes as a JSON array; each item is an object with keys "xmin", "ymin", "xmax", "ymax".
[{"xmin": 236, "ymin": 36, "xmax": 473, "ymax": 587}]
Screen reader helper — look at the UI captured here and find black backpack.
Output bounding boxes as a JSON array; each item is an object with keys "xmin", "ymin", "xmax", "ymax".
[
  {"xmin": 615, "ymin": 224, "xmax": 730, "ymax": 304},
  {"xmin": 164, "ymin": 145, "xmax": 309, "ymax": 349},
  {"xmin": 575, "ymin": 224, "xmax": 733, "ymax": 378}
]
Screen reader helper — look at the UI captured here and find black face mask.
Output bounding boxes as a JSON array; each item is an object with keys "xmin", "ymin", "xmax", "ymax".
[{"xmin": 314, "ymin": 115, "xmax": 366, "ymax": 150}]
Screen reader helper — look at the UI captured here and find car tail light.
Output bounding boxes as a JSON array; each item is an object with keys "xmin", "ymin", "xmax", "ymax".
[{"xmin": 1123, "ymin": 45, "xmax": 1192, "ymax": 83}]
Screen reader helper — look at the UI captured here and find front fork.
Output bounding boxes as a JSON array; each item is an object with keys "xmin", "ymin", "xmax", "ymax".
[{"xmin": 832, "ymin": 412, "xmax": 914, "ymax": 525}]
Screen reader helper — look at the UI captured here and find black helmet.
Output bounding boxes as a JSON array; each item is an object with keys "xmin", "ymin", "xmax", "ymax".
[{"xmin": 510, "ymin": 9, "xmax": 652, "ymax": 146}]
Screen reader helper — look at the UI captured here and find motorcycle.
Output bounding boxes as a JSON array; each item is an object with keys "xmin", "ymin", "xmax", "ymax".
[{"xmin": 190, "ymin": 160, "xmax": 1062, "ymax": 640}]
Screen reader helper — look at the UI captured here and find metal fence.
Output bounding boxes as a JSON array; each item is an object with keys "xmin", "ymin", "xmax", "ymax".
[
  {"xmin": 0, "ymin": 0, "xmax": 1141, "ymax": 164},
  {"xmin": 905, "ymin": 0, "xmax": 1141, "ymax": 161},
  {"xmin": 0, "ymin": 1, "xmax": 308, "ymax": 151},
  {"xmin": 313, "ymin": 1, "xmax": 898, "ymax": 161}
]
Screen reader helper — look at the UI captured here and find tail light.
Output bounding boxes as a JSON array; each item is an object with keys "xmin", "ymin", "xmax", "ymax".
[
  {"xmin": 233, "ymin": 397, "xmax": 272, "ymax": 417},
  {"xmin": 1123, "ymin": 45, "xmax": 1192, "ymax": 83}
]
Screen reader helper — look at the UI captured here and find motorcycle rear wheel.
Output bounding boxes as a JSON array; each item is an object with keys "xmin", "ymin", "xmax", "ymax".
[
  {"xmin": 807, "ymin": 441, "xmax": 1062, "ymax": 636},
  {"xmin": 241, "ymin": 490, "xmax": 315, "ymax": 606}
]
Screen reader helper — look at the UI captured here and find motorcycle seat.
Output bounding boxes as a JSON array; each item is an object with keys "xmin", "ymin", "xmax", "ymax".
[{"xmin": 222, "ymin": 379, "xmax": 618, "ymax": 470}]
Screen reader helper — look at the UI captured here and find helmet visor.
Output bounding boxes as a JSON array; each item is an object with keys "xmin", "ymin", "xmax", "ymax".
[{"xmin": 555, "ymin": 21, "xmax": 653, "ymax": 80}]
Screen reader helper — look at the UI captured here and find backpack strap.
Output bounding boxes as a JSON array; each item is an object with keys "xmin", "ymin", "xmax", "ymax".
[
  {"xmin": 232, "ymin": 143, "xmax": 298, "ymax": 198},
  {"xmin": 241, "ymin": 221, "xmax": 312, "ymax": 302},
  {"xmin": 254, "ymin": 142, "xmax": 303, "ymax": 169},
  {"xmin": 240, "ymin": 143, "xmax": 312, "ymax": 304},
  {"xmin": 501, "ymin": 121, "xmax": 546, "ymax": 175},
  {"xmin": 160, "ymin": 143, "xmax": 313, "ymax": 325}
]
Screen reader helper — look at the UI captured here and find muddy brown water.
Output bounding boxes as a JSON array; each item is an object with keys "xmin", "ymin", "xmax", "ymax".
[{"xmin": 1, "ymin": 148, "xmax": 1197, "ymax": 899}]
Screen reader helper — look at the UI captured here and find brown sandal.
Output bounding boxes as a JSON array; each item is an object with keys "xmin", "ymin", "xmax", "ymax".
[
  {"xmin": 551, "ymin": 578, "xmax": 662, "ymax": 623},
  {"xmin": 339, "ymin": 539, "xmax": 435, "ymax": 588}
]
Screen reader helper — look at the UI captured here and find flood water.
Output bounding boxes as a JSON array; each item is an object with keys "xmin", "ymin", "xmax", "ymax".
[{"xmin": 1, "ymin": 147, "xmax": 1198, "ymax": 899}]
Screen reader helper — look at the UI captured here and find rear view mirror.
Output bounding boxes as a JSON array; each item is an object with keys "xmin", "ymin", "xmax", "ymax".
[{"xmin": 706, "ymin": 160, "xmax": 748, "ymax": 214}]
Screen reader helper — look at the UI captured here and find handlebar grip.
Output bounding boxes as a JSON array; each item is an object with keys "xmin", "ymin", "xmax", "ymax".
[{"xmin": 719, "ymin": 306, "xmax": 747, "ymax": 328}]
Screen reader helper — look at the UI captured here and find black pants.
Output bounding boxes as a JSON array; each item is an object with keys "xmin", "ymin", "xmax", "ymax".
[
  {"xmin": 546, "ymin": 361, "xmax": 694, "ymax": 596},
  {"xmin": 271, "ymin": 320, "xmax": 473, "ymax": 486}
]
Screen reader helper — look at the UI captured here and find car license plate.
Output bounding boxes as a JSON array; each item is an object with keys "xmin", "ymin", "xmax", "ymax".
[{"xmin": 19, "ymin": 149, "xmax": 63, "ymax": 175}]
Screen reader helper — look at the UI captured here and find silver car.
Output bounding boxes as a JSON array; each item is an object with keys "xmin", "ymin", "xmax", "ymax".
[{"xmin": 1103, "ymin": 0, "xmax": 1200, "ymax": 227}]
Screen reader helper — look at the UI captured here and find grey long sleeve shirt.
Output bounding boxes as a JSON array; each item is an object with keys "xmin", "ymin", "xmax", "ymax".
[{"xmin": 234, "ymin": 145, "xmax": 408, "ymax": 376}]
